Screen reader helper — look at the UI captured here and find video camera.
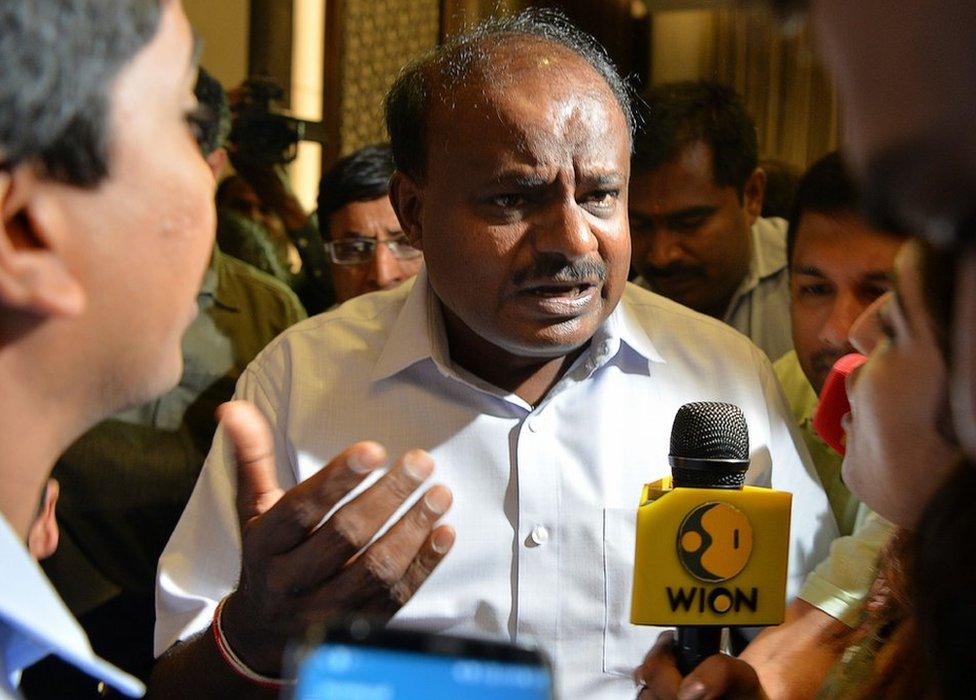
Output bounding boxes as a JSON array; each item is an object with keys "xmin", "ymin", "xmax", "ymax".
[{"xmin": 229, "ymin": 77, "xmax": 327, "ymax": 167}]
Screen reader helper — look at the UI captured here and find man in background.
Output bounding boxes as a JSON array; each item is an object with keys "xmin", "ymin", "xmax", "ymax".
[
  {"xmin": 318, "ymin": 144, "xmax": 423, "ymax": 304},
  {"xmin": 629, "ymin": 81, "xmax": 791, "ymax": 361},
  {"xmin": 0, "ymin": 0, "xmax": 214, "ymax": 696},
  {"xmin": 21, "ymin": 66, "xmax": 306, "ymax": 698}
]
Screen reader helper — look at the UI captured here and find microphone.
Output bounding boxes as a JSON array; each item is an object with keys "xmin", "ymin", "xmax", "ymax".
[
  {"xmin": 813, "ymin": 353, "xmax": 867, "ymax": 455},
  {"xmin": 630, "ymin": 402, "xmax": 793, "ymax": 674},
  {"xmin": 669, "ymin": 403, "xmax": 750, "ymax": 673}
]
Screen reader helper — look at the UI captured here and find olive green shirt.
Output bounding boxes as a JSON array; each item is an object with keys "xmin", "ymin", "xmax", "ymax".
[
  {"xmin": 775, "ymin": 350, "xmax": 895, "ymax": 626},
  {"xmin": 44, "ymin": 247, "xmax": 306, "ymax": 614}
]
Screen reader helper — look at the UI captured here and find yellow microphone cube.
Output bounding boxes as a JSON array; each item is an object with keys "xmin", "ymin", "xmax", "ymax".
[{"xmin": 630, "ymin": 478, "xmax": 792, "ymax": 627}]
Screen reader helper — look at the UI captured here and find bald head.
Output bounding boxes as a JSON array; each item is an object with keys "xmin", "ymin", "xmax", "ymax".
[{"xmin": 385, "ymin": 9, "xmax": 633, "ymax": 182}]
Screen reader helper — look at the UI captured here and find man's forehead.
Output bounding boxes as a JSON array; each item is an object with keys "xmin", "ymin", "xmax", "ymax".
[{"xmin": 431, "ymin": 68, "xmax": 625, "ymax": 166}]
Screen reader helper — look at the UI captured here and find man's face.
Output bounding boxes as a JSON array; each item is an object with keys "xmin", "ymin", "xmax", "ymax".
[
  {"xmin": 790, "ymin": 212, "xmax": 903, "ymax": 393},
  {"xmin": 629, "ymin": 141, "xmax": 758, "ymax": 318},
  {"xmin": 401, "ymin": 46, "xmax": 631, "ymax": 359},
  {"xmin": 61, "ymin": 0, "xmax": 214, "ymax": 406},
  {"xmin": 809, "ymin": 0, "xmax": 976, "ymax": 458},
  {"xmin": 327, "ymin": 196, "xmax": 423, "ymax": 303}
]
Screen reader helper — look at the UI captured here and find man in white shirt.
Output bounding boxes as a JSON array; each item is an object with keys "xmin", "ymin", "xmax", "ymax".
[
  {"xmin": 152, "ymin": 12, "xmax": 837, "ymax": 699},
  {"xmin": 0, "ymin": 0, "xmax": 215, "ymax": 697},
  {"xmin": 629, "ymin": 81, "xmax": 792, "ymax": 363}
]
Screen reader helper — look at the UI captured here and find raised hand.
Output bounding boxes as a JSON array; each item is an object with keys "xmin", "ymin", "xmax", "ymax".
[{"xmin": 216, "ymin": 400, "xmax": 455, "ymax": 676}]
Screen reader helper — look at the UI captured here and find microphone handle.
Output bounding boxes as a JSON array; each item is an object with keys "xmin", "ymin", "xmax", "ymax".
[{"xmin": 674, "ymin": 626, "xmax": 722, "ymax": 675}]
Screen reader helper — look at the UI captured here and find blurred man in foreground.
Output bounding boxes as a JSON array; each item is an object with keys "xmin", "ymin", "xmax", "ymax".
[
  {"xmin": 0, "ymin": 0, "xmax": 214, "ymax": 696},
  {"xmin": 20, "ymin": 67, "xmax": 306, "ymax": 699}
]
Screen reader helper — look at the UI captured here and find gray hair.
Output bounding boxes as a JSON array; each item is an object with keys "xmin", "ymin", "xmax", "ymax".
[
  {"xmin": 0, "ymin": 0, "xmax": 163, "ymax": 186},
  {"xmin": 386, "ymin": 8, "xmax": 635, "ymax": 181}
]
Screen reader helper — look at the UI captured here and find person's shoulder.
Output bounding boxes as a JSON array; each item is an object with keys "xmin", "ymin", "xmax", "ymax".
[
  {"xmin": 216, "ymin": 251, "xmax": 306, "ymax": 318},
  {"xmin": 773, "ymin": 349, "xmax": 803, "ymax": 385},
  {"xmin": 218, "ymin": 251, "xmax": 297, "ymax": 298},
  {"xmin": 254, "ymin": 280, "xmax": 414, "ymax": 362},
  {"xmin": 754, "ymin": 216, "xmax": 789, "ymax": 261},
  {"xmin": 622, "ymin": 282, "xmax": 760, "ymax": 348}
]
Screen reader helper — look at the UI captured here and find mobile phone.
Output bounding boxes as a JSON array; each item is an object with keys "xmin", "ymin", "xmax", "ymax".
[{"xmin": 287, "ymin": 618, "xmax": 554, "ymax": 699}]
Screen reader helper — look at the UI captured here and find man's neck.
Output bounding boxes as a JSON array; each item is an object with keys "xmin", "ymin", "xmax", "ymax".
[
  {"xmin": 0, "ymin": 361, "xmax": 79, "ymax": 540},
  {"xmin": 439, "ymin": 306, "xmax": 589, "ymax": 407}
]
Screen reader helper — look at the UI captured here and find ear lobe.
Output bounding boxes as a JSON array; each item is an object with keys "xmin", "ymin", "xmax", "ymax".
[
  {"xmin": 389, "ymin": 171, "xmax": 424, "ymax": 250},
  {"xmin": 205, "ymin": 148, "xmax": 229, "ymax": 182},
  {"xmin": 0, "ymin": 169, "xmax": 86, "ymax": 318},
  {"xmin": 743, "ymin": 167, "xmax": 767, "ymax": 223},
  {"xmin": 27, "ymin": 479, "xmax": 59, "ymax": 561}
]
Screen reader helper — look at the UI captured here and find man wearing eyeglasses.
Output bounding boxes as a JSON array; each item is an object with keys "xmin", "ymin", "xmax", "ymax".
[{"xmin": 319, "ymin": 144, "xmax": 423, "ymax": 303}]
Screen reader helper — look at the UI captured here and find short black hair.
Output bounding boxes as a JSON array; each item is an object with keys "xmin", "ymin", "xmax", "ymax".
[
  {"xmin": 760, "ymin": 158, "xmax": 801, "ymax": 219},
  {"xmin": 632, "ymin": 81, "xmax": 758, "ymax": 197},
  {"xmin": 317, "ymin": 144, "xmax": 395, "ymax": 239},
  {"xmin": 193, "ymin": 67, "xmax": 231, "ymax": 157},
  {"xmin": 0, "ymin": 0, "xmax": 163, "ymax": 186},
  {"xmin": 786, "ymin": 152, "xmax": 861, "ymax": 263},
  {"xmin": 385, "ymin": 8, "xmax": 634, "ymax": 182}
]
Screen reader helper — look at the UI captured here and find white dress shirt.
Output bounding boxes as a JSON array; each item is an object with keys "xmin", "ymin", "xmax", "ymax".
[
  {"xmin": 636, "ymin": 216, "xmax": 792, "ymax": 363},
  {"xmin": 156, "ymin": 271, "xmax": 837, "ymax": 699},
  {"xmin": 0, "ymin": 515, "xmax": 144, "ymax": 699}
]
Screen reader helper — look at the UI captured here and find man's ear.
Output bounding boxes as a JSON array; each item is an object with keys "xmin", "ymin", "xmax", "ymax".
[
  {"xmin": 389, "ymin": 171, "xmax": 424, "ymax": 250},
  {"xmin": 0, "ymin": 167, "xmax": 86, "ymax": 317},
  {"xmin": 27, "ymin": 479, "xmax": 59, "ymax": 561},
  {"xmin": 205, "ymin": 148, "xmax": 229, "ymax": 183},
  {"xmin": 743, "ymin": 167, "xmax": 767, "ymax": 224}
]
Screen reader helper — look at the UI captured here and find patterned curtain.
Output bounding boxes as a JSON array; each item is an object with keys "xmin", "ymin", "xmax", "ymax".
[{"xmin": 709, "ymin": 7, "xmax": 840, "ymax": 169}]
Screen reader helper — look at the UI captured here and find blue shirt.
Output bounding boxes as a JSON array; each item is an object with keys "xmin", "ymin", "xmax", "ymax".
[{"xmin": 0, "ymin": 515, "xmax": 143, "ymax": 698}]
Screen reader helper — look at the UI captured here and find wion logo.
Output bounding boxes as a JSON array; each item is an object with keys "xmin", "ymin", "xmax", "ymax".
[{"xmin": 668, "ymin": 502, "xmax": 758, "ymax": 615}]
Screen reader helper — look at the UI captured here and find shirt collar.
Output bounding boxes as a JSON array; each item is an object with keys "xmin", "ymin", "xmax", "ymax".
[
  {"xmin": 734, "ymin": 217, "xmax": 789, "ymax": 298},
  {"xmin": 721, "ymin": 217, "xmax": 788, "ymax": 324},
  {"xmin": 0, "ymin": 515, "xmax": 144, "ymax": 697},
  {"xmin": 371, "ymin": 272, "xmax": 665, "ymax": 383},
  {"xmin": 199, "ymin": 246, "xmax": 242, "ymax": 312},
  {"xmin": 371, "ymin": 271, "xmax": 434, "ymax": 381}
]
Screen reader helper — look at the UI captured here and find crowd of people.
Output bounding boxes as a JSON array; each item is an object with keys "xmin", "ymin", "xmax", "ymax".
[{"xmin": 1, "ymin": 0, "xmax": 975, "ymax": 698}]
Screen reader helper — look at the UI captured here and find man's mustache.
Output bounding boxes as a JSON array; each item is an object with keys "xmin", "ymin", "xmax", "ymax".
[
  {"xmin": 811, "ymin": 347, "xmax": 854, "ymax": 375},
  {"xmin": 513, "ymin": 256, "xmax": 607, "ymax": 286}
]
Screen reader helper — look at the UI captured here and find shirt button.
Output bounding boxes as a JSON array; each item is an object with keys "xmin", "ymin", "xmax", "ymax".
[
  {"xmin": 526, "ymin": 419, "xmax": 537, "ymax": 433},
  {"xmin": 530, "ymin": 524, "xmax": 550, "ymax": 546}
]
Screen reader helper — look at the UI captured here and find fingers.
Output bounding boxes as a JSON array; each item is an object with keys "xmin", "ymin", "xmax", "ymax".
[
  {"xmin": 316, "ymin": 485, "xmax": 454, "ymax": 617},
  {"xmin": 393, "ymin": 524, "xmax": 455, "ymax": 603},
  {"xmin": 218, "ymin": 400, "xmax": 284, "ymax": 531},
  {"xmin": 285, "ymin": 450, "xmax": 438, "ymax": 589},
  {"xmin": 636, "ymin": 631, "xmax": 682, "ymax": 700},
  {"xmin": 679, "ymin": 655, "xmax": 767, "ymax": 700},
  {"xmin": 256, "ymin": 440, "xmax": 388, "ymax": 554}
]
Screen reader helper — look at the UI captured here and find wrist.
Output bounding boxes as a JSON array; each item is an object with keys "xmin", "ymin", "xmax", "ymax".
[{"xmin": 214, "ymin": 594, "xmax": 295, "ymax": 687}]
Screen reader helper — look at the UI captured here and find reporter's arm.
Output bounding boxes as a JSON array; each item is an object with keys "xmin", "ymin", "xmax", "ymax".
[{"xmin": 739, "ymin": 600, "xmax": 849, "ymax": 700}]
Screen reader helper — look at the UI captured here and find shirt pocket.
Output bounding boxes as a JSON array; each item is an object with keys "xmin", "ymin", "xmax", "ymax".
[{"xmin": 603, "ymin": 507, "xmax": 663, "ymax": 677}]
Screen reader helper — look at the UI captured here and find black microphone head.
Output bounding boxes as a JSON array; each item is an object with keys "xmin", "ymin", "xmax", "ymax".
[{"xmin": 669, "ymin": 402, "xmax": 749, "ymax": 489}]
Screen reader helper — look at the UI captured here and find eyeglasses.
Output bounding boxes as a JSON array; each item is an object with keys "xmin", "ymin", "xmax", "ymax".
[{"xmin": 324, "ymin": 233, "xmax": 422, "ymax": 266}]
